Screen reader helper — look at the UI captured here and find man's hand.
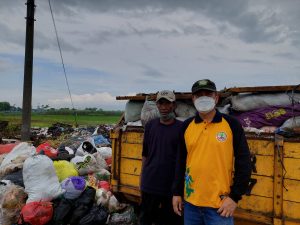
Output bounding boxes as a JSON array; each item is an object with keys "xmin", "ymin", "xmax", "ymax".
[
  {"xmin": 217, "ymin": 197, "xmax": 237, "ymax": 217},
  {"xmin": 172, "ymin": 196, "xmax": 183, "ymax": 216}
]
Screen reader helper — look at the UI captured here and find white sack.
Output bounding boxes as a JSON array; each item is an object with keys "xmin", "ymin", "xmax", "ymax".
[
  {"xmin": 23, "ymin": 155, "xmax": 65, "ymax": 203},
  {"xmin": 96, "ymin": 147, "xmax": 112, "ymax": 159},
  {"xmin": 217, "ymin": 104, "xmax": 231, "ymax": 115},
  {"xmin": 281, "ymin": 116, "xmax": 300, "ymax": 129},
  {"xmin": 175, "ymin": 102, "xmax": 197, "ymax": 118},
  {"xmin": 231, "ymin": 93, "xmax": 300, "ymax": 111},
  {"xmin": 124, "ymin": 101, "xmax": 144, "ymax": 123},
  {"xmin": 141, "ymin": 100, "xmax": 159, "ymax": 127}
]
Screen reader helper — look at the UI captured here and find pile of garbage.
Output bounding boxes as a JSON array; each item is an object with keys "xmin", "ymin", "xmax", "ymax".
[
  {"xmin": 123, "ymin": 90, "xmax": 300, "ymax": 137},
  {"xmin": 0, "ymin": 125, "xmax": 138, "ymax": 225},
  {"xmin": 226, "ymin": 91, "xmax": 300, "ymax": 136}
]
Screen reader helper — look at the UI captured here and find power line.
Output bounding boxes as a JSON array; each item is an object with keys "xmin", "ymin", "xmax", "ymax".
[{"xmin": 48, "ymin": 0, "xmax": 78, "ymax": 127}]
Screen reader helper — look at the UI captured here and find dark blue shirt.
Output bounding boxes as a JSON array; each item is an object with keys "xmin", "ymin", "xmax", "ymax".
[{"xmin": 141, "ymin": 118, "xmax": 182, "ymax": 196}]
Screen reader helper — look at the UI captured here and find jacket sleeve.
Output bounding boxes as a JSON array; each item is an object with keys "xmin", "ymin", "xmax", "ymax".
[
  {"xmin": 142, "ymin": 122, "xmax": 150, "ymax": 157},
  {"xmin": 172, "ymin": 118, "xmax": 192, "ymax": 196},
  {"xmin": 224, "ymin": 114, "xmax": 252, "ymax": 202}
]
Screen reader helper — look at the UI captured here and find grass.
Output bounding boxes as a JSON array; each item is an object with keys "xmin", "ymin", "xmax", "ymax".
[{"xmin": 0, "ymin": 112, "xmax": 122, "ymax": 127}]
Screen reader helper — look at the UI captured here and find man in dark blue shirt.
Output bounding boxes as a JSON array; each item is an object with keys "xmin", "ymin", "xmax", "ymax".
[{"xmin": 140, "ymin": 90, "xmax": 183, "ymax": 225}]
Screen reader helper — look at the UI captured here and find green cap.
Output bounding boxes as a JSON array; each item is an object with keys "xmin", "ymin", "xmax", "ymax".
[{"xmin": 191, "ymin": 79, "xmax": 217, "ymax": 94}]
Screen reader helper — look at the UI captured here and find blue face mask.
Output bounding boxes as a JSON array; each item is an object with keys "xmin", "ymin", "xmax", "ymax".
[{"xmin": 194, "ymin": 96, "xmax": 216, "ymax": 113}]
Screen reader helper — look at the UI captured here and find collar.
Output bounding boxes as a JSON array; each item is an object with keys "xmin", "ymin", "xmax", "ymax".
[{"xmin": 194, "ymin": 110, "xmax": 222, "ymax": 124}]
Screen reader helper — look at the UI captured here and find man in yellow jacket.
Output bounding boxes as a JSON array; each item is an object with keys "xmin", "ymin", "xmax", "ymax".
[{"xmin": 172, "ymin": 79, "xmax": 251, "ymax": 225}]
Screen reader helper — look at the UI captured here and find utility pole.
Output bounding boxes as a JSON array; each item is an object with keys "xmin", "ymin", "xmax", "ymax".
[{"xmin": 21, "ymin": 0, "xmax": 35, "ymax": 141}]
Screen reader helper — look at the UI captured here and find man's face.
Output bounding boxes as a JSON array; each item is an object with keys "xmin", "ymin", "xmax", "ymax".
[
  {"xmin": 192, "ymin": 90, "xmax": 218, "ymax": 103},
  {"xmin": 156, "ymin": 98, "xmax": 176, "ymax": 116}
]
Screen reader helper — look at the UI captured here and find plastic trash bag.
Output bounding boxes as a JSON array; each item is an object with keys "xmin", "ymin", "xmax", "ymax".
[
  {"xmin": 36, "ymin": 142, "xmax": 58, "ymax": 159},
  {"xmin": 51, "ymin": 198, "xmax": 75, "ymax": 224},
  {"xmin": 99, "ymin": 180, "xmax": 110, "ymax": 191},
  {"xmin": 54, "ymin": 145, "xmax": 75, "ymax": 161},
  {"xmin": 2, "ymin": 168, "xmax": 24, "ymax": 187},
  {"xmin": 96, "ymin": 147, "xmax": 112, "ymax": 159},
  {"xmin": 0, "ymin": 184, "xmax": 27, "ymax": 225},
  {"xmin": 0, "ymin": 142, "xmax": 35, "ymax": 177},
  {"xmin": 108, "ymin": 206, "xmax": 138, "ymax": 225},
  {"xmin": 93, "ymin": 152, "xmax": 108, "ymax": 169},
  {"xmin": 18, "ymin": 201, "xmax": 53, "ymax": 225},
  {"xmin": 23, "ymin": 155, "xmax": 65, "ymax": 203},
  {"xmin": 85, "ymin": 173, "xmax": 99, "ymax": 189},
  {"xmin": 95, "ymin": 169, "xmax": 111, "ymax": 181},
  {"xmin": 78, "ymin": 205, "xmax": 108, "ymax": 225},
  {"xmin": 71, "ymin": 153, "xmax": 106, "ymax": 176},
  {"xmin": 68, "ymin": 186, "xmax": 96, "ymax": 225},
  {"xmin": 0, "ymin": 153, "xmax": 7, "ymax": 165},
  {"xmin": 53, "ymin": 160, "xmax": 79, "ymax": 182},
  {"xmin": 81, "ymin": 141, "xmax": 97, "ymax": 154},
  {"xmin": 76, "ymin": 139, "xmax": 97, "ymax": 156},
  {"xmin": 108, "ymin": 194, "xmax": 127, "ymax": 213},
  {"xmin": 61, "ymin": 176, "xmax": 86, "ymax": 200},
  {"xmin": 0, "ymin": 142, "xmax": 19, "ymax": 155},
  {"xmin": 95, "ymin": 188, "xmax": 111, "ymax": 207},
  {"xmin": 93, "ymin": 135, "xmax": 110, "ymax": 146}
]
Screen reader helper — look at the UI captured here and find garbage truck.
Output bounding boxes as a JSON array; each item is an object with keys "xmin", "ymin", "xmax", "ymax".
[{"xmin": 110, "ymin": 85, "xmax": 300, "ymax": 225}]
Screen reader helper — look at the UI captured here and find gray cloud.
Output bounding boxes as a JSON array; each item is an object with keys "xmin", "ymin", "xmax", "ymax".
[
  {"xmin": 274, "ymin": 53, "xmax": 298, "ymax": 60},
  {"xmin": 231, "ymin": 59, "xmax": 271, "ymax": 65},
  {"xmin": 35, "ymin": 31, "xmax": 80, "ymax": 52},
  {"xmin": 0, "ymin": 60, "xmax": 8, "ymax": 71},
  {"xmin": 0, "ymin": 23, "xmax": 25, "ymax": 46},
  {"xmin": 0, "ymin": 20, "xmax": 79, "ymax": 53},
  {"xmin": 139, "ymin": 64, "xmax": 164, "ymax": 78},
  {"xmin": 85, "ymin": 22, "xmax": 210, "ymax": 45},
  {"xmin": 46, "ymin": 0, "xmax": 299, "ymax": 47},
  {"xmin": 2, "ymin": 0, "xmax": 293, "ymax": 50},
  {"xmin": 251, "ymin": 50, "xmax": 264, "ymax": 54},
  {"xmin": 292, "ymin": 38, "xmax": 300, "ymax": 48},
  {"xmin": 205, "ymin": 55, "xmax": 225, "ymax": 63}
]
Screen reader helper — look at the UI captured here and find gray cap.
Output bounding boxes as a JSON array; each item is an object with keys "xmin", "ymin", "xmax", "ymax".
[{"xmin": 156, "ymin": 90, "xmax": 176, "ymax": 102}]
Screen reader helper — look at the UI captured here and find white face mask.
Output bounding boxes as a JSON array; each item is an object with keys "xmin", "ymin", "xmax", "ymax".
[{"xmin": 194, "ymin": 96, "xmax": 216, "ymax": 113}]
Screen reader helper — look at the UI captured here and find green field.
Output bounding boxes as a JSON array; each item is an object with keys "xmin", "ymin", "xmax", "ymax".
[{"xmin": 0, "ymin": 112, "xmax": 122, "ymax": 127}]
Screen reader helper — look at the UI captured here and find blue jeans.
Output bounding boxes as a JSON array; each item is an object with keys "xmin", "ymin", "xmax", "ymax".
[{"xmin": 184, "ymin": 201, "xmax": 234, "ymax": 225}]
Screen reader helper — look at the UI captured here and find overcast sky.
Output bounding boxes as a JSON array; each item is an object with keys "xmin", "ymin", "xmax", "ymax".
[{"xmin": 0, "ymin": 0, "xmax": 299, "ymax": 110}]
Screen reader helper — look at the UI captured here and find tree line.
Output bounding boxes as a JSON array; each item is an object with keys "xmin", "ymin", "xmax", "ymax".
[{"xmin": 0, "ymin": 102, "xmax": 123, "ymax": 116}]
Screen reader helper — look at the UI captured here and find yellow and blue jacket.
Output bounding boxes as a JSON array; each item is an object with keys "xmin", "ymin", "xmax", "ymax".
[{"xmin": 172, "ymin": 110, "xmax": 251, "ymax": 208}]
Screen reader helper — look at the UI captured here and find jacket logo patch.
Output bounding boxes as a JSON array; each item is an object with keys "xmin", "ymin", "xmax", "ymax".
[{"xmin": 216, "ymin": 132, "xmax": 227, "ymax": 142}]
